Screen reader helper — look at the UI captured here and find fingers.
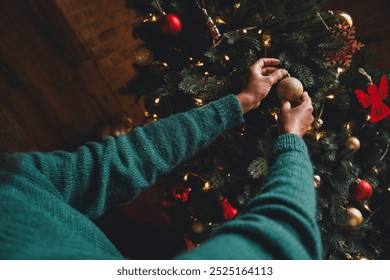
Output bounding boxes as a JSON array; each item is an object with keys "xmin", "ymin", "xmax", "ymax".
[
  {"xmin": 261, "ymin": 66, "xmax": 279, "ymax": 75},
  {"xmin": 281, "ymin": 100, "xmax": 291, "ymax": 111},
  {"xmin": 299, "ymin": 91, "xmax": 314, "ymax": 125},
  {"xmin": 282, "ymin": 92, "xmax": 313, "ymax": 112},
  {"xmin": 268, "ymin": 69, "xmax": 288, "ymax": 83},
  {"xmin": 251, "ymin": 58, "xmax": 281, "ymax": 70},
  {"xmin": 301, "ymin": 91, "xmax": 310, "ymax": 103},
  {"xmin": 300, "ymin": 91, "xmax": 313, "ymax": 109}
]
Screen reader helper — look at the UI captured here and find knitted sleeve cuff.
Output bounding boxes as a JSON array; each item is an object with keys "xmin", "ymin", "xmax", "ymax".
[
  {"xmin": 273, "ymin": 134, "xmax": 309, "ymax": 155},
  {"xmin": 210, "ymin": 94, "xmax": 245, "ymax": 130}
]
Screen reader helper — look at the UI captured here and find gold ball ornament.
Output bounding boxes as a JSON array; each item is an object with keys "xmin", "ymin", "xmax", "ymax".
[
  {"xmin": 336, "ymin": 11, "xmax": 353, "ymax": 28},
  {"xmin": 110, "ymin": 116, "xmax": 134, "ymax": 137},
  {"xmin": 276, "ymin": 77, "xmax": 304, "ymax": 105},
  {"xmin": 191, "ymin": 221, "xmax": 206, "ymax": 234},
  {"xmin": 134, "ymin": 45, "xmax": 154, "ymax": 66},
  {"xmin": 345, "ymin": 207, "xmax": 363, "ymax": 226},
  {"xmin": 327, "ymin": 10, "xmax": 353, "ymax": 28},
  {"xmin": 312, "ymin": 118, "xmax": 324, "ymax": 129},
  {"xmin": 345, "ymin": 136, "xmax": 360, "ymax": 151}
]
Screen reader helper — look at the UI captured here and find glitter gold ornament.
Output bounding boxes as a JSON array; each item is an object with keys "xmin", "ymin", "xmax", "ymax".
[
  {"xmin": 276, "ymin": 77, "xmax": 304, "ymax": 105},
  {"xmin": 134, "ymin": 46, "xmax": 154, "ymax": 66}
]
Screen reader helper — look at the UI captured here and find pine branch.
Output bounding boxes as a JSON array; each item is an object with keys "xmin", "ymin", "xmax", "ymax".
[{"xmin": 248, "ymin": 157, "xmax": 268, "ymax": 179}]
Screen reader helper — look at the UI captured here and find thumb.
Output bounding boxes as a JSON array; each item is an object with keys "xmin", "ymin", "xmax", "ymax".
[{"xmin": 281, "ymin": 100, "xmax": 291, "ymax": 111}]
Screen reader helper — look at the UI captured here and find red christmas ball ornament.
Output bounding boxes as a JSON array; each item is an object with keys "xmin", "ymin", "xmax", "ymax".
[
  {"xmin": 219, "ymin": 197, "xmax": 238, "ymax": 220},
  {"xmin": 171, "ymin": 184, "xmax": 192, "ymax": 202},
  {"xmin": 350, "ymin": 179, "xmax": 373, "ymax": 201},
  {"xmin": 160, "ymin": 13, "xmax": 182, "ymax": 36}
]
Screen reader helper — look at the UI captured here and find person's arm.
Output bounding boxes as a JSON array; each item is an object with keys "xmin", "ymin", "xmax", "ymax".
[
  {"xmin": 12, "ymin": 58, "xmax": 285, "ymax": 219},
  {"xmin": 13, "ymin": 95, "xmax": 243, "ymax": 219},
  {"xmin": 177, "ymin": 92, "xmax": 321, "ymax": 260},
  {"xmin": 176, "ymin": 134, "xmax": 321, "ymax": 259}
]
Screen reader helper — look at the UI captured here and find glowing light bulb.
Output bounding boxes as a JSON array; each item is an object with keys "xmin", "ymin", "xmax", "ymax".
[
  {"xmin": 215, "ymin": 17, "xmax": 227, "ymax": 24},
  {"xmin": 202, "ymin": 181, "xmax": 211, "ymax": 191},
  {"xmin": 194, "ymin": 98, "xmax": 203, "ymax": 105},
  {"xmin": 263, "ymin": 33, "xmax": 271, "ymax": 47}
]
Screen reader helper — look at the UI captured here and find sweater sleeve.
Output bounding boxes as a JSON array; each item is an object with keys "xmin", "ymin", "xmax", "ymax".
[
  {"xmin": 177, "ymin": 134, "xmax": 322, "ymax": 260},
  {"xmin": 14, "ymin": 95, "xmax": 244, "ymax": 219}
]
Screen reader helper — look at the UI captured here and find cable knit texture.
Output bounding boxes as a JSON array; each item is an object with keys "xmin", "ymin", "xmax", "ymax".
[{"xmin": 0, "ymin": 94, "xmax": 321, "ymax": 259}]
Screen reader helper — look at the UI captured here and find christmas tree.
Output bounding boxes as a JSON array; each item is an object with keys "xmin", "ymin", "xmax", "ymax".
[{"xmin": 121, "ymin": 0, "xmax": 390, "ymax": 259}]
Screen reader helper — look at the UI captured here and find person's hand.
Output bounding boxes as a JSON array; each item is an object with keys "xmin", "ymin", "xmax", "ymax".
[
  {"xmin": 277, "ymin": 91, "xmax": 314, "ymax": 137},
  {"xmin": 236, "ymin": 58, "xmax": 287, "ymax": 113}
]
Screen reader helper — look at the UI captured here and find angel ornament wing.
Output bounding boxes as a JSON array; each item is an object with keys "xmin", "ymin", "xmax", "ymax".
[{"xmin": 354, "ymin": 75, "xmax": 390, "ymax": 123}]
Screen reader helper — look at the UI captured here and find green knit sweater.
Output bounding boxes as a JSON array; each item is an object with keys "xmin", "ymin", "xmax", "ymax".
[{"xmin": 0, "ymin": 94, "xmax": 321, "ymax": 259}]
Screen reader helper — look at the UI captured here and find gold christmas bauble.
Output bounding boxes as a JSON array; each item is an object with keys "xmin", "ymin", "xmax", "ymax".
[
  {"xmin": 134, "ymin": 45, "xmax": 154, "ymax": 66},
  {"xmin": 313, "ymin": 118, "xmax": 324, "ymax": 129},
  {"xmin": 192, "ymin": 221, "xmax": 206, "ymax": 234},
  {"xmin": 111, "ymin": 116, "xmax": 134, "ymax": 137},
  {"xmin": 328, "ymin": 10, "xmax": 353, "ymax": 28},
  {"xmin": 345, "ymin": 136, "xmax": 360, "ymax": 151},
  {"xmin": 346, "ymin": 207, "xmax": 363, "ymax": 226},
  {"xmin": 336, "ymin": 11, "xmax": 353, "ymax": 28},
  {"xmin": 276, "ymin": 77, "xmax": 304, "ymax": 104}
]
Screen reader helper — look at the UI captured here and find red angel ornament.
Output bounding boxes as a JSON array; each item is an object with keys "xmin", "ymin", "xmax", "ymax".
[{"xmin": 354, "ymin": 75, "xmax": 390, "ymax": 123}]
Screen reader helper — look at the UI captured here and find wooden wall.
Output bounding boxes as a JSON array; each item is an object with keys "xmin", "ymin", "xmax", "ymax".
[
  {"xmin": 0, "ymin": 0, "xmax": 144, "ymax": 152},
  {"xmin": 55, "ymin": 0, "xmax": 140, "ymax": 91}
]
